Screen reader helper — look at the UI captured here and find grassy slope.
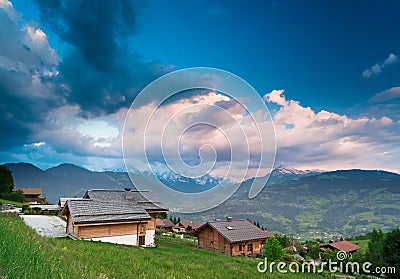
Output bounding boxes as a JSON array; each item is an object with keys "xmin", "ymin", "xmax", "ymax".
[
  {"xmin": 0, "ymin": 216, "xmax": 329, "ymax": 279},
  {"xmin": 0, "ymin": 198, "xmax": 23, "ymax": 208}
]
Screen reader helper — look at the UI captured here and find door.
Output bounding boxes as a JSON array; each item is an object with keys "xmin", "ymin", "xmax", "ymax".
[{"xmin": 139, "ymin": 235, "xmax": 145, "ymax": 246}]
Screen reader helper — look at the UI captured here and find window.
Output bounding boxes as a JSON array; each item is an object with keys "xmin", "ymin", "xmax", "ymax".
[
  {"xmin": 210, "ymin": 240, "xmax": 214, "ymax": 246},
  {"xmin": 238, "ymin": 244, "xmax": 243, "ymax": 252},
  {"xmin": 247, "ymin": 244, "xmax": 253, "ymax": 253},
  {"xmin": 226, "ymin": 226, "xmax": 234, "ymax": 230}
]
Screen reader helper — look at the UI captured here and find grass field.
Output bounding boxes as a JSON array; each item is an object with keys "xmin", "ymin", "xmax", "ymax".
[{"xmin": 0, "ymin": 215, "xmax": 333, "ymax": 279}]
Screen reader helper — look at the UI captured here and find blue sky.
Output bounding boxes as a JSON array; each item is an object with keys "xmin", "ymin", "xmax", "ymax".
[{"xmin": 1, "ymin": 0, "xmax": 399, "ymax": 176}]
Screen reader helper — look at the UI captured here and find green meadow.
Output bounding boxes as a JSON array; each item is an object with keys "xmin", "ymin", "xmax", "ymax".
[{"xmin": 0, "ymin": 215, "xmax": 331, "ymax": 279}]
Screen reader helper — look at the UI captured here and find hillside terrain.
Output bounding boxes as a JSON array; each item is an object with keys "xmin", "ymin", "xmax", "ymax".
[
  {"xmin": 187, "ymin": 169, "xmax": 400, "ymax": 238},
  {"xmin": 0, "ymin": 216, "xmax": 326, "ymax": 279},
  {"xmin": 5, "ymin": 163, "xmax": 400, "ymax": 238}
]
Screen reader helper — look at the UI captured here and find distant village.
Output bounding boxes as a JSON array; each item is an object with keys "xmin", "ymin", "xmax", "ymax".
[{"xmin": 2, "ymin": 186, "xmax": 363, "ymax": 259}]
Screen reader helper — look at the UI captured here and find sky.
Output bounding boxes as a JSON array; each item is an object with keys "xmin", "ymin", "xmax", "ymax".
[{"xmin": 1, "ymin": 0, "xmax": 399, "ymax": 178}]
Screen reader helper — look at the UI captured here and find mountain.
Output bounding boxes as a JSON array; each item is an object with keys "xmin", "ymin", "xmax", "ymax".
[
  {"xmin": 185, "ymin": 169, "xmax": 400, "ymax": 238},
  {"xmin": 5, "ymin": 163, "xmax": 134, "ymax": 203},
  {"xmin": 5, "ymin": 162, "xmax": 400, "ymax": 238},
  {"xmin": 268, "ymin": 165, "xmax": 324, "ymax": 184}
]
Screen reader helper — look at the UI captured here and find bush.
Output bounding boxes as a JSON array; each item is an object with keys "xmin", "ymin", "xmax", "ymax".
[
  {"xmin": 263, "ymin": 237, "xmax": 284, "ymax": 261},
  {"xmin": 0, "ymin": 190, "xmax": 25, "ymax": 203}
]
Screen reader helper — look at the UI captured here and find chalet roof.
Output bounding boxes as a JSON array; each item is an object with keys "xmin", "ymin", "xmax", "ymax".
[
  {"xmin": 58, "ymin": 197, "xmax": 86, "ymax": 207},
  {"xmin": 264, "ymin": 230, "xmax": 275, "ymax": 237},
  {"xmin": 159, "ymin": 218, "xmax": 174, "ymax": 228},
  {"xmin": 83, "ymin": 189, "xmax": 167, "ymax": 211},
  {"xmin": 61, "ymin": 189, "xmax": 168, "ymax": 224},
  {"xmin": 196, "ymin": 219, "xmax": 270, "ymax": 243},
  {"xmin": 156, "ymin": 218, "xmax": 165, "ymax": 227},
  {"xmin": 156, "ymin": 218, "xmax": 174, "ymax": 227},
  {"xmin": 175, "ymin": 221, "xmax": 203, "ymax": 230},
  {"xmin": 15, "ymin": 187, "xmax": 42, "ymax": 195},
  {"xmin": 321, "ymin": 240, "xmax": 361, "ymax": 253}
]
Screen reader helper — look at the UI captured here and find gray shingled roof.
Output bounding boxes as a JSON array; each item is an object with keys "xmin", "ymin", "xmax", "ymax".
[
  {"xmin": 63, "ymin": 189, "xmax": 167, "ymax": 224},
  {"xmin": 198, "ymin": 220, "xmax": 270, "ymax": 243},
  {"xmin": 84, "ymin": 189, "xmax": 166, "ymax": 211}
]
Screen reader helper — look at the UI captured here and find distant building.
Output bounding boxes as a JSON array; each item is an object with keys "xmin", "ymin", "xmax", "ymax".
[
  {"xmin": 320, "ymin": 240, "xmax": 361, "ymax": 256},
  {"xmin": 195, "ymin": 218, "xmax": 271, "ymax": 256},
  {"xmin": 156, "ymin": 218, "xmax": 174, "ymax": 232},
  {"xmin": 15, "ymin": 187, "xmax": 45, "ymax": 204},
  {"xmin": 61, "ymin": 189, "xmax": 168, "ymax": 246},
  {"xmin": 173, "ymin": 221, "xmax": 203, "ymax": 235}
]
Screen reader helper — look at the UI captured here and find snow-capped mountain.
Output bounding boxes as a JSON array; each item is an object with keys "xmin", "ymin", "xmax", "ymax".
[{"xmin": 271, "ymin": 165, "xmax": 325, "ymax": 177}]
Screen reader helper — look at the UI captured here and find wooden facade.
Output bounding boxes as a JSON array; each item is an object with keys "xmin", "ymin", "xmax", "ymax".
[
  {"xmin": 65, "ymin": 211, "xmax": 158, "ymax": 242},
  {"xmin": 197, "ymin": 226, "xmax": 263, "ymax": 256},
  {"xmin": 61, "ymin": 189, "xmax": 167, "ymax": 246},
  {"xmin": 196, "ymin": 219, "xmax": 270, "ymax": 256},
  {"xmin": 15, "ymin": 187, "xmax": 46, "ymax": 204}
]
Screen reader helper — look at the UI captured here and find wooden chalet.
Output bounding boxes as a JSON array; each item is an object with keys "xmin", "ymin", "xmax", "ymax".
[
  {"xmin": 61, "ymin": 188, "xmax": 168, "ymax": 246},
  {"xmin": 320, "ymin": 240, "xmax": 361, "ymax": 256},
  {"xmin": 15, "ymin": 187, "xmax": 45, "ymax": 204},
  {"xmin": 195, "ymin": 218, "xmax": 271, "ymax": 256},
  {"xmin": 173, "ymin": 221, "xmax": 203, "ymax": 234},
  {"xmin": 156, "ymin": 218, "xmax": 174, "ymax": 232}
]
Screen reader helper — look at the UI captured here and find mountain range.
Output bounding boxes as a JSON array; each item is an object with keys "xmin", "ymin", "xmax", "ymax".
[{"xmin": 4, "ymin": 162, "xmax": 400, "ymax": 238}]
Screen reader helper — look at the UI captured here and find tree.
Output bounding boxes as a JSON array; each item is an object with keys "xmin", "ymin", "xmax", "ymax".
[
  {"xmin": 157, "ymin": 212, "xmax": 167, "ymax": 219},
  {"xmin": 308, "ymin": 244, "xmax": 321, "ymax": 261},
  {"xmin": 383, "ymin": 227, "xmax": 400, "ymax": 279},
  {"xmin": 365, "ymin": 229, "xmax": 384, "ymax": 268},
  {"xmin": 263, "ymin": 237, "xmax": 284, "ymax": 261},
  {"xmin": 0, "ymin": 165, "xmax": 14, "ymax": 194},
  {"xmin": 274, "ymin": 234, "xmax": 289, "ymax": 248}
]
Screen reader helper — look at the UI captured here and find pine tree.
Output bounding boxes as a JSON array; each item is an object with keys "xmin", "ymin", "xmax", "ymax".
[
  {"xmin": 383, "ymin": 227, "xmax": 400, "ymax": 279},
  {"xmin": 365, "ymin": 229, "xmax": 384, "ymax": 268}
]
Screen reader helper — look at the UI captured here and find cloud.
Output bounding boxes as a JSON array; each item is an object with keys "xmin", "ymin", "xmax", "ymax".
[
  {"xmin": 0, "ymin": 0, "xmax": 173, "ymax": 166},
  {"xmin": 33, "ymin": 0, "xmax": 172, "ymax": 116},
  {"xmin": 362, "ymin": 53, "xmax": 399, "ymax": 78},
  {"xmin": 0, "ymin": 0, "xmax": 62, "ymax": 148},
  {"xmin": 123, "ymin": 90, "xmax": 274, "ymax": 181},
  {"xmin": 264, "ymin": 90, "xmax": 400, "ymax": 173},
  {"xmin": 369, "ymin": 87, "xmax": 400, "ymax": 103}
]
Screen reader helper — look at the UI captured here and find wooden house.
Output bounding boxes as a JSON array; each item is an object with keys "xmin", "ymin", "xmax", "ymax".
[
  {"xmin": 195, "ymin": 218, "xmax": 271, "ymax": 256},
  {"xmin": 15, "ymin": 187, "xmax": 45, "ymax": 204},
  {"xmin": 61, "ymin": 189, "xmax": 168, "ymax": 246},
  {"xmin": 172, "ymin": 221, "xmax": 203, "ymax": 234},
  {"xmin": 156, "ymin": 218, "xmax": 174, "ymax": 232},
  {"xmin": 320, "ymin": 240, "xmax": 361, "ymax": 256}
]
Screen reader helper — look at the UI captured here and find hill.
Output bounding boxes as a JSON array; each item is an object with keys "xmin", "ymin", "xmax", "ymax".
[
  {"xmin": 186, "ymin": 169, "xmax": 400, "ymax": 238},
  {"xmin": 5, "ymin": 163, "xmax": 134, "ymax": 203},
  {"xmin": 4, "ymin": 162, "xmax": 400, "ymax": 238},
  {"xmin": 0, "ymin": 216, "xmax": 325, "ymax": 279}
]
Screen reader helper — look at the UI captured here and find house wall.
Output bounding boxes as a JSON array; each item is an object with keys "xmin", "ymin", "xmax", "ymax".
[
  {"xmin": 230, "ymin": 240, "xmax": 263, "ymax": 256},
  {"xmin": 197, "ymin": 227, "xmax": 231, "ymax": 255},
  {"xmin": 77, "ymin": 223, "xmax": 139, "ymax": 239},
  {"xmin": 66, "ymin": 213, "xmax": 74, "ymax": 237},
  {"xmin": 90, "ymin": 234, "xmax": 138, "ymax": 246},
  {"xmin": 148, "ymin": 213, "xmax": 157, "ymax": 230},
  {"xmin": 71, "ymin": 221, "xmax": 156, "ymax": 246},
  {"xmin": 197, "ymin": 227, "xmax": 264, "ymax": 256}
]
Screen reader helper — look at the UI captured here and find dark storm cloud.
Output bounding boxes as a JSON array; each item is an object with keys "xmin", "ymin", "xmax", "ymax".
[
  {"xmin": 0, "ymin": 2, "xmax": 62, "ymax": 148},
  {"xmin": 34, "ymin": 0, "xmax": 171, "ymax": 116}
]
